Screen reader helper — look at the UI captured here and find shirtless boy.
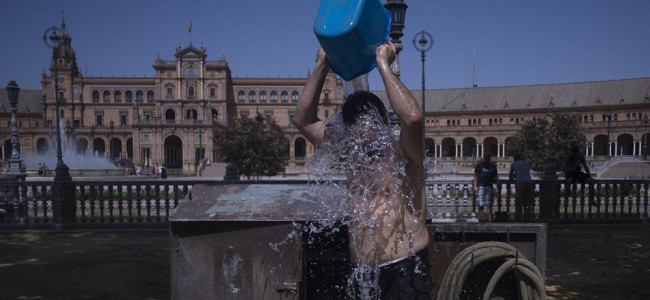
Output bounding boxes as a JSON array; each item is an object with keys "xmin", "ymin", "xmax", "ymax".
[{"xmin": 293, "ymin": 43, "xmax": 432, "ymax": 299}]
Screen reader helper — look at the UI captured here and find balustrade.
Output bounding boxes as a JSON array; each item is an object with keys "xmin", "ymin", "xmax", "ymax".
[{"xmin": 0, "ymin": 178, "xmax": 648, "ymax": 228}]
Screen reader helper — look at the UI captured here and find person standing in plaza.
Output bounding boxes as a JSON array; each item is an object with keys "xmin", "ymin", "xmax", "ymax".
[
  {"xmin": 474, "ymin": 153, "xmax": 499, "ymax": 222},
  {"xmin": 509, "ymin": 154, "xmax": 533, "ymax": 220},
  {"xmin": 159, "ymin": 164, "xmax": 167, "ymax": 179}
]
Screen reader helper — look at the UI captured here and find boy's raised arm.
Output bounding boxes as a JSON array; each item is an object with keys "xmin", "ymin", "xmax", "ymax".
[{"xmin": 293, "ymin": 49, "xmax": 330, "ymax": 146}]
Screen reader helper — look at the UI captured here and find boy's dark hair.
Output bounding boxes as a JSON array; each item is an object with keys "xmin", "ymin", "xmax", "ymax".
[
  {"xmin": 513, "ymin": 154, "xmax": 521, "ymax": 161},
  {"xmin": 570, "ymin": 146, "xmax": 580, "ymax": 154},
  {"xmin": 341, "ymin": 91, "xmax": 387, "ymax": 126}
]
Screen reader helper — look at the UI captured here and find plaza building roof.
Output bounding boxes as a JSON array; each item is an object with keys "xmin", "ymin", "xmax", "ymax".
[
  {"xmin": 0, "ymin": 89, "xmax": 43, "ymax": 115},
  {"xmin": 374, "ymin": 77, "xmax": 650, "ymax": 114}
]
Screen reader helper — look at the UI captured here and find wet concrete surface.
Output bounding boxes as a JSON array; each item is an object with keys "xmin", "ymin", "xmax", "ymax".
[{"xmin": 0, "ymin": 223, "xmax": 648, "ymax": 300}]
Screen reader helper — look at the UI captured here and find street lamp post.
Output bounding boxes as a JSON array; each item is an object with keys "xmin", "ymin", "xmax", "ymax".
[
  {"xmin": 109, "ymin": 120, "xmax": 114, "ymax": 160},
  {"xmin": 383, "ymin": 0, "xmax": 408, "ymax": 141},
  {"xmin": 65, "ymin": 120, "xmax": 71, "ymax": 145},
  {"xmin": 383, "ymin": 0, "xmax": 408, "ymax": 75},
  {"xmin": 5, "ymin": 81, "xmax": 26, "ymax": 179},
  {"xmin": 90, "ymin": 126, "xmax": 95, "ymax": 155},
  {"xmin": 606, "ymin": 110, "xmax": 612, "ymax": 158},
  {"xmin": 1, "ymin": 128, "xmax": 5, "ymax": 162},
  {"xmin": 44, "ymin": 25, "xmax": 76, "ymax": 226},
  {"xmin": 643, "ymin": 114, "xmax": 648, "ymax": 160},
  {"xmin": 44, "ymin": 26, "xmax": 71, "ymax": 181},
  {"xmin": 412, "ymin": 30, "xmax": 433, "ymax": 142},
  {"xmin": 196, "ymin": 121, "xmax": 204, "ymax": 174}
]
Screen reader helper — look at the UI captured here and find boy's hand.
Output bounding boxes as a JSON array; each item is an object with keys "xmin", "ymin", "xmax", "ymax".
[
  {"xmin": 316, "ymin": 48, "xmax": 329, "ymax": 66},
  {"xmin": 376, "ymin": 42, "xmax": 396, "ymax": 68}
]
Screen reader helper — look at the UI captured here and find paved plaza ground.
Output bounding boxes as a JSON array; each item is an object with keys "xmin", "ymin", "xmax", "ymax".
[{"xmin": 0, "ymin": 223, "xmax": 648, "ymax": 300}]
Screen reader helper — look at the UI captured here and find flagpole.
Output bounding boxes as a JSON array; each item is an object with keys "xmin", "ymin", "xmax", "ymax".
[{"xmin": 188, "ymin": 20, "xmax": 192, "ymax": 44}]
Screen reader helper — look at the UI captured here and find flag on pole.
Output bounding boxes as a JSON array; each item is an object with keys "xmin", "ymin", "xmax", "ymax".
[{"xmin": 188, "ymin": 20, "xmax": 192, "ymax": 33}]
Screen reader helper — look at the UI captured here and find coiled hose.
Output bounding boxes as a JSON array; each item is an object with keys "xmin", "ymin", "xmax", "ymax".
[{"xmin": 437, "ymin": 241, "xmax": 546, "ymax": 300}]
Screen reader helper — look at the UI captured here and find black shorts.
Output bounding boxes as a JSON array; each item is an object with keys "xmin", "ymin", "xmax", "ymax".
[
  {"xmin": 565, "ymin": 171, "xmax": 590, "ymax": 183},
  {"xmin": 349, "ymin": 249, "xmax": 433, "ymax": 299}
]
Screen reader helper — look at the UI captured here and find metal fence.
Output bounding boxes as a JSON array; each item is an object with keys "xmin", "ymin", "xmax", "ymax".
[{"xmin": 0, "ymin": 178, "xmax": 648, "ymax": 229}]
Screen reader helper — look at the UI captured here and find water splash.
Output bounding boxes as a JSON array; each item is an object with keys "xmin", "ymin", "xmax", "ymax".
[
  {"xmin": 21, "ymin": 121, "xmax": 116, "ymax": 169},
  {"xmin": 342, "ymin": 74, "xmax": 369, "ymax": 95},
  {"xmin": 222, "ymin": 245, "xmax": 243, "ymax": 294},
  {"xmin": 304, "ymin": 105, "xmax": 426, "ymax": 298}
]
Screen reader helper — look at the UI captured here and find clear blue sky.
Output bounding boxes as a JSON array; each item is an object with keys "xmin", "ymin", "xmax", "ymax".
[{"xmin": 2, "ymin": 0, "xmax": 649, "ymax": 92}]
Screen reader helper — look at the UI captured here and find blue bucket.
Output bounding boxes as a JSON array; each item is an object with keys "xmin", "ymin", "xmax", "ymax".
[{"xmin": 313, "ymin": 0, "xmax": 391, "ymax": 81}]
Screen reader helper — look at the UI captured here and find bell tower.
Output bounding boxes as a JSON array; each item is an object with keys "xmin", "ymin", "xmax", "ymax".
[
  {"xmin": 41, "ymin": 15, "xmax": 84, "ymax": 131},
  {"xmin": 50, "ymin": 17, "xmax": 80, "ymax": 78}
]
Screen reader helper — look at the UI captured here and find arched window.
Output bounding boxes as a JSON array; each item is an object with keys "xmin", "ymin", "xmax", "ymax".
[
  {"xmin": 184, "ymin": 66, "xmax": 198, "ymax": 77},
  {"xmin": 37, "ymin": 138, "xmax": 49, "ymax": 155},
  {"xmin": 270, "ymin": 91, "xmax": 278, "ymax": 103},
  {"xmin": 186, "ymin": 109, "xmax": 198, "ymax": 120},
  {"xmin": 238, "ymin": 91, "xmax": 245, "ymax": 102},
  {"xmin": 425, "ymin": 139, "xmax": 435, "ymax": 157},
  {"xmin": 188, "ymin": 87, "xmax": 195, "ymax": 99},
  {"xmin": 259, "ymin": 91, "xmax": 267, "ymax": 103},
  {"xmin": 92, "ymin": 90, "xmax": 100, "ymax": 102},
  {"xmin": 294, "ymin": 138, "xmax": 306, "ymax": 161},
  {"xmin": 292, "ymin": 91, "xmax": 299, "ymax": 102},
  {"xmin": 281, "ymin": 91, "xmax": 289, "ymax": 103},
  {"xmin": 147, "ymin": 90, "xmax": 154, "ymax": 102},
  {"xmin": 136, "ymin": 90, "xmax": 144, "ymax": 102},
  {"xmin": 103, "ymin": 90, "xmax": 110, "ymax": 102},
  {"xmin": 125, "ymin": 91, "xmax": 133, "ymax": 102},
  {"xmin": 165, "ymin": 109, "xmax": 176, "ymax": 123},
  {"xmin": 114, "ymin": 91, "xmax": 122, "ymax": 103},
  {"xmin": 249, "ymin": 91, "xmax": 256, "ymax": 103},
  {"xmin": 441, "ymin": 138, "xmax": 456, "ymax": 157}
]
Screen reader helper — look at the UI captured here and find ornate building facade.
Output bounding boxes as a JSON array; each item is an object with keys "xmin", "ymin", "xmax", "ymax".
[
  {"xmin": 1, "ymin": 20, "xmax": 648, "ymax": 176},
  {"xmin": 376, "ymin": 78, "xmax": 650, "ymax": 175},
  {"xmin": 1, "ymin": 20, "xmax": 344, "ymax": 175}
]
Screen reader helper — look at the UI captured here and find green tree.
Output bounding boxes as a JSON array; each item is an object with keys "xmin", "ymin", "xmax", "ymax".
[
  {"xmin": 214, "ymin": 113, "xmax": 288, "ymax": 180},
  {"xmin": 507, "ymin": 113, "xmax": 585, "ymax": 175}
]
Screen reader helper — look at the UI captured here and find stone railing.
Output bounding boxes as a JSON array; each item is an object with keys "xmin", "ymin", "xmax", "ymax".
[
  {"xmin": 0, "ymin": 179, "xmax": 195, "ymax": 229},
  {"xmin": 0, "ymin": 178, "xmax": 648, "ymax": 229},
  {"xmin": 426, "ymin": 178, "xmax": 649, "ymax": 222}
]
